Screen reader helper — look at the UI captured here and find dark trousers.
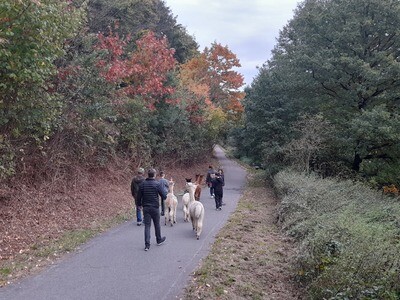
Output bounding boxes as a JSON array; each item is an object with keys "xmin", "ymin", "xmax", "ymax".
[
  {"xmin": 143, "ymin": 206, "xmax": 162, "ymax": 247},
  {"xmin": 209, "ymin": 185, "xmax": 215, "ymax": 196},
  {"xmin": 214, "ymin": 192, "xmax": 223, "ymax": 208}
]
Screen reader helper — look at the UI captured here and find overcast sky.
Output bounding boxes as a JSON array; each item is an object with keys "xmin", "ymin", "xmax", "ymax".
[{"xmin": 165, "ymin": 0, "xmax": 301, "ymax": 87}]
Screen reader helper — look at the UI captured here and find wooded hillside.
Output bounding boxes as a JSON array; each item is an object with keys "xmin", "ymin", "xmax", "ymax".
[{"xmin": 0, "ymin": 0, "xmax": 245, "ymax": 186}]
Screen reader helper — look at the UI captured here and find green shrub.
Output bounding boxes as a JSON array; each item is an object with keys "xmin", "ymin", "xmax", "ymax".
[{"xmin": 274, "ymin": 169, "xmax": 400, "ymax": 299}]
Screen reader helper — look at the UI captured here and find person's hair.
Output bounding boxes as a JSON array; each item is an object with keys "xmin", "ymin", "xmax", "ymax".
[
  {"xmin": 159, "ymin": 171, "xmax": 165, "ymax": 177},
  {"xmin": 137, "ymin": 167, "xmax": 145, "ymax": 174},
  {"xmin": 218, "ymin": 168, "xmax": 224, "ymax": 174},
  {"xmin": 208, "ymin": 165, "xmax": 213, "ymax": 169},
  {"xmin": 148, "ymin": 168, "xmax": 156, "ymax": 178}
]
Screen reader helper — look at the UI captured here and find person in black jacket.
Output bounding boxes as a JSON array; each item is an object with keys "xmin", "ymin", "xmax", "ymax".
[
  {"xmin": 137, "ymin": 168, "xmax": 167, "ymax": 251},
  {"xmin": 130, "ymin": 167, "xmax": 145, "ymax": 226},
  {"xmin": 205, "ymin": 165, "xmax": 216, "ymax": 198},
  {"xmin": 211, "ymin": 169, "xmax": 224, "ymax": 210}
]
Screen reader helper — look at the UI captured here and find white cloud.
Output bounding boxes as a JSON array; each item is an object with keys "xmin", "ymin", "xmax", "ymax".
[{"xmin": 166, "ymin": 0, "xmax": 300, "ymax": 86}]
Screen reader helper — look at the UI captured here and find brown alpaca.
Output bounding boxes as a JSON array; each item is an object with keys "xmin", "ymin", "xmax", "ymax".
[{"xmin": 194, "ymin": 174, "xmax": 204, "ymax": 201}]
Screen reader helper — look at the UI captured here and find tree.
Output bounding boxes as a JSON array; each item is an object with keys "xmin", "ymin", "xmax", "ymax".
[
  {"xmin": 274, "ymin": 0, "xmax": 400, "ymax": 171},
  {"xmin": 204, "ymin": 42, "xmax": 245, "ymax": 119},
  {"xmin": 234, "ymin": 68, "xmax": 297, "ymax": 173},
  {"xmin": 96, "ymin": 30, "xmax": 177, "ymax": 110},
  {"xmin": 0, "ymin": 0, "xmax": 85, "ymax": 178},
  {"xmin": 87, "ymin": 0, "xmax": 198, "ymax": 63},
  {"xmin": 238, "ymin": 0, "xmax": 400, "ymax": 183},
  {"xmin": 178, "ymin": 43, "xmax": 245, "ymax": 143},
  {"xmin": 179, "ymin": 54, "xmax": 212, "ymax": 105},
  {"xmin": 283, "ymin": 114, "xmax": 331, "ymax": 173}
]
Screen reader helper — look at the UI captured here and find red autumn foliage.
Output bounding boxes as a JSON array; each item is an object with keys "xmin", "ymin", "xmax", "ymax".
[{"xmin": 96, "ymin": 30, "xmax": 177, "ymax": 110}]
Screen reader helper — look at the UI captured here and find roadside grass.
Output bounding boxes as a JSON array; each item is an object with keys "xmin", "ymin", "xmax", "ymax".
[
  {"xmin": 184, "ymin": 171, "xmax": 302, "ymax": 299},
  {"xmin": 0, "ymin": 211, "xmax": 132, "ymax": 286},
  {"xmin": 274, "ymin": 169, "xmax": 400, "ymax": 299}
]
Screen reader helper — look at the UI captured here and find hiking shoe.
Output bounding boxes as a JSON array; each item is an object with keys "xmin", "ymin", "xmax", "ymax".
[
  {"xmin": 144, "ymin": 246, "xmax": 150, "ymax": 251},
  {"xmin": 137, "ymin": 222, "xmax": 142, "ymax": 226},
  {"xmin": 157, "ymin": 236, "xmax": 166, "ymax": 245},
  {"xmin": 218, "ymin": 207, "xmax": 222, "ymax": 211}
]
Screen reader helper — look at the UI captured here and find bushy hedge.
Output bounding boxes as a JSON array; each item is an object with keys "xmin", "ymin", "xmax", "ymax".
[{"xmin": 274, "ymin": 169, "xmax": 400, "ymax": 299}]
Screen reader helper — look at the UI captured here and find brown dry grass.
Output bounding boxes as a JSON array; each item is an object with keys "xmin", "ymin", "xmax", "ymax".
[{"xmin": 184, "ymin": 172, "xmax": 304, "ymax": 300}]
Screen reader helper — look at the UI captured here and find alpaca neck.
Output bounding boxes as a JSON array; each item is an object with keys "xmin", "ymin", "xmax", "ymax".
[{"xmin": 188, "ymin": 187, "xmax": 196, "ymax": 203}]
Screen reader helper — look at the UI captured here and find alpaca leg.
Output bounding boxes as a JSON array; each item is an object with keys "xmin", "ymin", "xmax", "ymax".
[
  {"xmin": 196, "ymin": 219, "xmax": 202, "ymax": 240},
  {"xmin": 192, "ymin": 218, "xmax": 196, "ymax": 231},
  {"xmin": 196, "ymin": 210, "xmax": 204, "ymax": 239},
  {"xmin": 186, "ymin": 207, "xmax": 191, "ymax": 222},
  {"xmin": 185, "ymin": 205, "xmax": 190, "ymax": 222},
  {"xmin": 173, "ymin": 206, "xmax": 177, "ymax": 224}
]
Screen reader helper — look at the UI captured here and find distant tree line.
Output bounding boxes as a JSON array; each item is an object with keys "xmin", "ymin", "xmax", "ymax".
[
  {"xmin": 0, "ymin": 0, "xmax": 244, "ymax": 184},
  {"xmin": 232, "ymin": 0, "xmax": 400, "ymax": 189}
]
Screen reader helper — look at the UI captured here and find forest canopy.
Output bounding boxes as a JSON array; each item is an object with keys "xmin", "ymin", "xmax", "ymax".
[{"xmin": 233, "ymin": 0, "xmax": 400, "ymax": 188}]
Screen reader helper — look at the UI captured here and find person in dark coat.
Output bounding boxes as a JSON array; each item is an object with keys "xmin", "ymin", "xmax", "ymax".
[
  {"xmin": 211, "ymin": 169, "xmax": 224, "ymax": 210},
  {"xmin": 131, "ymin": 167, "xmax": 145, "ymax": 226},
  {"xmin": 217, "ymin": 168, "xmax": 226, "ymax": 206},
  {"xmin": 205, "ymin": 165, "xmax": 216, "ymax": 198},
  {"xmin": 137, "ymin": 168, "xmax": 167, "ymax": 251},
  {"xmin": 158, "ymin": 171, "xmax": 169, "ymax": 193}
]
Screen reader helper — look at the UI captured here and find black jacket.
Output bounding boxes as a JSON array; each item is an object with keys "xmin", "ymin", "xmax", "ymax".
[
  {"xmin": 211, "ymin": 176, "xmax": 224, "ymax": 194},
  {"xmin": 137, "ymin": 178, "xmax": 167, "ymax": 209},
  {"xmin": 131, "ymin": 174, "xmax": 145, "ymax": 206},
  {"xmin": 206, "ymin": 168, "xmax": 215, "ymax": 184}
]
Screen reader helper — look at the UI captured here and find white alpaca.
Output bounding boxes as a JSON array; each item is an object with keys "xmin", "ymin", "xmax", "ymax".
[
  {"xmin": 165, "ymin": 179, "xmax": 178, "ymax": 226},
  {"xmin": 187, "ymin": 182, "xmax": 205, "ymax": 240}
]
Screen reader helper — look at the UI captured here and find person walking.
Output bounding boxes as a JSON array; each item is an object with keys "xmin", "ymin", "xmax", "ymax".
[
  {"xmin": 137, "ymin": 168, "xmax": 167, "ymax": 251},
  {"xmin": 211, "ymin": 169, "xmax": 224, "ymax": 210},
  {"xmin": 205, "ymin": 165, "xmax": 216, "ymax": 198},
  {"xmin": 158, "ymin": 171, "xmax": 169, "ymax": 214},
  {"xmin": 217, "ymin": 168, "xmax": 226, "ymax": 206},
  {"xmin": 130, "ymin": 167, "xmax": 145, "ymax": 226},
  {"xmin": 158, "ymin": 171, "xmax": 169, "ymax": 193}
]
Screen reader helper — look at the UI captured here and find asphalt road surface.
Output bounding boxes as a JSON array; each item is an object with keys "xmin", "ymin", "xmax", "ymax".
[{"xmin": 0, "ymin": 145, "xmax": 247, "ymax": 300}]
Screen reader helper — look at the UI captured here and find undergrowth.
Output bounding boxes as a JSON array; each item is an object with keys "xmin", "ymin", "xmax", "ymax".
[{"xmin": 274, "ymin": 169, "xmax": 400, "ymax": 299}]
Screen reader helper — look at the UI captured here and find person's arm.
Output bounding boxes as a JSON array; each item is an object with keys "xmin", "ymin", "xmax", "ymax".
[
  {"xmin": 130, "ymin": 179, "xmax": 135, "ymax": 197},
  {"xmin": 158, "ymin": 183, "xmax": 167, "ymax": 214},
  {"xmin": 137, "ymin": 185, "xmax": 143, "ymax": 208}
]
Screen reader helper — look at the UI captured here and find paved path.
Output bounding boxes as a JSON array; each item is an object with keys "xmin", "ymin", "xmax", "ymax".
[{"xmin": 0, "ymin": 146, "xmax": 247, "ymax": 300}]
